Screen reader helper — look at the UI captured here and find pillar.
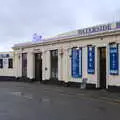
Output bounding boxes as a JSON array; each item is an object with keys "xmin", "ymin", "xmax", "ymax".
[{"xmin": 27, "ymin": 52, "xmax": 35, "ymax": 79}]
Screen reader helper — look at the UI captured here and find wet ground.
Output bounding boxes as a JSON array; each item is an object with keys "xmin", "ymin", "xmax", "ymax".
[{"xmin": 0, "ymin": 82, "xmax": 120, "ymax": 120}]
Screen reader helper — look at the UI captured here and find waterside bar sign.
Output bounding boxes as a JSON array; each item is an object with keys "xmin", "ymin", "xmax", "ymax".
[{"xmin": 78, "ymin": 22, "xmax": 120, "ymax": 36}]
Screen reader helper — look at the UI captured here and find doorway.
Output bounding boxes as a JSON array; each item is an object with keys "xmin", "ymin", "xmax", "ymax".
[
  {"xmin": 99, "ymin": 47, "xmax": 106, "ymax": 89},
  {"xmin": 50, "ymin": 50, "xmax": 58, "ymax": 80},
  {"xmin": 22, "ymin": 53, "xmax": 27, "ymax": 77},
  {"xmin": 35, "ymin": 53, "xmax": 42, "ymax": 81}
]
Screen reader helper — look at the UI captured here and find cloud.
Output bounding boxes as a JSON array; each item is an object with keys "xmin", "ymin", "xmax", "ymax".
[{"xmin": 0, "ymin": 0, "xmax": 120, "ymax": 51}]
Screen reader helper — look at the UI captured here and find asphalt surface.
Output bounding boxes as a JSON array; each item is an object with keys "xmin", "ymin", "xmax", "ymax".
[{"xmin": 0, "ymin": 82, "xmax": 120, "ymax": 120}]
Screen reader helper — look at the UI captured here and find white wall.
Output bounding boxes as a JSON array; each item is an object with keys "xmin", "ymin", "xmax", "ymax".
[
  {"xmin": 14, "ymin": 33, "xmax": 120, "ymax": 88},
  {"xmin": 108, "ymin": 44, "xmax": 120, "ymax": 86},
  {"xmin": 0, "ymin": 52, "xmax": 15, "ymax": 77}
]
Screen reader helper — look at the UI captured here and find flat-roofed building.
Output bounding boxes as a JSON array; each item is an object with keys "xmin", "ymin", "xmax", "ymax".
[
  {"xmin": 12, "ymin": 21, "xmax": 120, "ymax": 90},
  {"xmin": 0, "ymin": 52, "xmax": 15, "ymax": 80}
]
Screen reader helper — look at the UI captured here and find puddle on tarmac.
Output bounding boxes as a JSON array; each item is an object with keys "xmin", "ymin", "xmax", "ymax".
[
  {"xmin": 10, "ymin": 92, "xmax": 22, "ymax": 96},
  {"xmin": 9, "ymin": 92, "xmax": 51, "ymax": 103},
  {"xmin": 39, "ymin": 97, "xmax": 51, "ymax": 103},
  {"xmin": 9, "ymin": 92, "xmax": 33, "ymax": 100}
]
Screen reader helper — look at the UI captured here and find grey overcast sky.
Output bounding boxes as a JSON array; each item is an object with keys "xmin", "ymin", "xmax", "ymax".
[{"xmin": 0, "ymin": 0, "xmax": 120, "ymax": 51}]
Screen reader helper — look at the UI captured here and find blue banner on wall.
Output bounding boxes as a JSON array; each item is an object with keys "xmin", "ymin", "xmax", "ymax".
[
  {"xmin": 88, "ymin": 46, "xmax": 95, "ymax": 74},
  {"xmin": 71, "ymin": 48, "xmax": 82, "ymax": 78},
  {"xmin": 79, "ymin": 48, "xmax": 82, "ymax": 77},
  {"xmin": 109, "ymin": 44, "xmax": 119, "ymax": 75}
]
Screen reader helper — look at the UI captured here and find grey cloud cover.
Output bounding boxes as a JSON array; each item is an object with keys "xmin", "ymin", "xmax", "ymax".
[{"xmin": 0, "ymin": 0, "xmax": 120, "ymax": 51}]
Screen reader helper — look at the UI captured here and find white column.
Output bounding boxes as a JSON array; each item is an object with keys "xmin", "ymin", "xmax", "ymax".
[
  {"xmin": 42, "ymin": 51, "xmax": 45, "ymax": 80},
  {"xmin": 42, "ymin": 50, "xmax": 50, "ymax": 80},
  {"xmin": 15, "ymin": 52, "xmax": 22, "ymax": 78},
  {"xmin": 82, "ymin": 47, "xmax": 87, "ymax": 78},
  {"xmin": 19, "ymin": 53, "xmax": 22, "ymax": 77},
  {"xmin": 27, "ymin": 52, "xmax": 35, "ymax": 79},
  {"xmin": 14, "ymin": 52, "xmax": 18, "ymax": 77},
  {"xmin": 62, "ymin": 48, "xmax": 69, "ymax": 83},
  {"xmin": 58, "ymin": 49, "xmax": 63, "ymax": 81},
  {"xmin": 67, "ymin": 48, "xmax": 72, "ymax": 82},
  {"xmin": 45, "ymin": 51, "xmax": 50, "ymax": 80}
]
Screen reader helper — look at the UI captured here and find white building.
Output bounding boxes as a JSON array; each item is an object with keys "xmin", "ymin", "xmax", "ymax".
[
  {"xmin": 1, "ymin": 21, "xmax": 119, "ymax": 90},
  {"xmin": 0, "ymin": 52, "xmax": 15, "ymax": 80}
]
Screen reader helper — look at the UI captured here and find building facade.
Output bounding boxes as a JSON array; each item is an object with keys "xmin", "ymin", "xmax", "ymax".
[
  {"xmin": 0, "ymin": 52, "xmax": 15, "ymax": 80},
  {"xmin": 11, "ymin": 22, "xmax": 120, "ymax": 90}
]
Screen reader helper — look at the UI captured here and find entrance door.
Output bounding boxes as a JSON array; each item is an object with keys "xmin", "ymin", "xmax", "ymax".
[
  {"xmin": 22, "ymin": 53, "xmax": 27, "ymax": 77},
  {"xmin": 35, "ymin": 53, "xmax": 42, "ymax": 81},
  {"xmin": 99, "ymin": 47, "xmax": 106, "ymax": 89},
  {"xmin": 50, "ymin": 50, "xmax": 58, "ymax": 80}
]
